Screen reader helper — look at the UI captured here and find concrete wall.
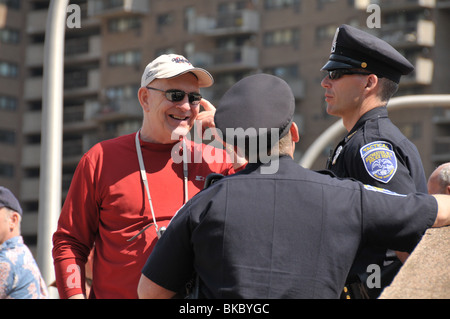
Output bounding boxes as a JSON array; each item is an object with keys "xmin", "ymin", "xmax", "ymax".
[{"xmin": 380, "ymin": 227, "xmax": 450, "ymax": 299}]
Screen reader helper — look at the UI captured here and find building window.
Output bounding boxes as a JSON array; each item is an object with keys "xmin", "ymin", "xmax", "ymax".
[
  {"xmin": 399, "ymin": 123, "xmax": 422, "ymax": 140},
  {"xmin": 108, "ymin": 16, "xmax": 141, "ymax": 33},
  {"xmin": 105, "ymin": 84, "xmax": 140, "ymax": 101},
  {"xmin": 0, "ymin": 95, "xmax": 17, "ymax": 111},
  {"xmin": 0, "ymin": 28, "xmax": 20, "ymax": 44},
  {"xmin": 317, "ymin": 0, "xmax": 336, "ymax": 10},
  {"xmin": 0, "ymin": 0, "xmax": 20, "ymax": 10},
  {"xmin": 315, "ymin": 24, "xmax": 338, "ymax": 43},
  {"xmin": 264, "ymin": 28, "xmax": 299, "ymax": 47},
  {"xmin": 0, "ymin": 129, "xmax": 15, "ymax": 145},
  {"xmin": 264, "ymin": 64, "xmax": 298, "ymax": 79},
  {"xmin": 108, "ymin": 50, "xmax": 141, "ymax": 67},
  {"xmin": 0, "ymin": 61, "xmax": 18, "ymax": 77},
  {"xmin": 264, "ymin": 0, "xmax": 301, "ymax": 10},
  {"xmin": 157, "ymin": 12, "xmax": 174, "ymax": 32},
  {"xmin": 0, "ymin": 162, "xmax": 14, "ymax": 178}
]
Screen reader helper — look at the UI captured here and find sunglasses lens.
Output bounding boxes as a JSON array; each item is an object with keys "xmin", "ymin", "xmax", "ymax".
[
  {"xmin": 164, "ymin": 90, "xmax": 202, "ymax": 105},
  {"xmin": 328, "ymin": 70, "xmax": 340, "ymax": 80},
  {"xmin": 189, "ymin": 93, "xmax": 202, "ymax": 105},
  {"xmin": 166, "ymin": 90, "xmax": 185, "ymax": 102}
]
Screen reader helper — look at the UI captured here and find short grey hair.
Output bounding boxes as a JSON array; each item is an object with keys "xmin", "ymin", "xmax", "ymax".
[{"xmin": 438, "ymin": 164, "xmax": 450, "ymax": 191}]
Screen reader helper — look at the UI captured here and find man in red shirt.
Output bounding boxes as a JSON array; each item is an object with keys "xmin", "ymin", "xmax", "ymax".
[{"xmin": 52, "ymin": 54, "xmax": 244, "ymax": 299}]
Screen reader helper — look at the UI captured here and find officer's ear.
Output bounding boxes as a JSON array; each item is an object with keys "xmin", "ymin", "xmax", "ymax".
[
  {"xmin": 290, "ymin": 122, "xmax": 299, "ymax": 143},
  {"xmin": 364, "ymin": 74, "xmax": 379, "ymax": 90}
]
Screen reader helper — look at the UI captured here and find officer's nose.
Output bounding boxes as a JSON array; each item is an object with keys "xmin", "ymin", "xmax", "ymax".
[{"xmin": 321, "ymin": 74, "xmax": 331, "ymax": 88}]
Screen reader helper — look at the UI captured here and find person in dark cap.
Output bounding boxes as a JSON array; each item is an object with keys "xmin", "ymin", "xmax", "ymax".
[
  {"xmin": 0, "ymin": 186, "xmax": 48, "ymax": 299},
  {"xmin": 137, "ymin": 73, "xmax": 450, "ymax": 299},
  {"xmin": 321, "ymin": 24, "xmax": 428, "ymax": 298}
]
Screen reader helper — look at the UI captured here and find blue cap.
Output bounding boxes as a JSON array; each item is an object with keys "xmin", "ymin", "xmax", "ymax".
[
  {"xmin": 321, "ymin": 25, "xmax": 414, "ymax": 83},
  {"xmin": 0, "ymin": 186, "xmax": 22, "ymax": 216}
]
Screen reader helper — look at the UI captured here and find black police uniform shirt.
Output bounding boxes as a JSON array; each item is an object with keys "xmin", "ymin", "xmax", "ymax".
[
  {"xmin": 327, "ymin": 106, "xmax": 427, "ymax": 194},
  {"xmin": 141, "ymin": 156, "xmax": 436, "ymax": 299},
  {"xmin": 326, "ymin": 106, "xmax": 428, "ymax": 296}
]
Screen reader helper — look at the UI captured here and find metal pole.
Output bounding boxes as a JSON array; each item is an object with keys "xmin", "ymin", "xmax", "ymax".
[
  {"xmin": 299, "ymin": 95, "xmax": 450, "ymax": 169},
  {"xmin": 37, "ymin": 0, "xmax": 69, "ymax": 290}
]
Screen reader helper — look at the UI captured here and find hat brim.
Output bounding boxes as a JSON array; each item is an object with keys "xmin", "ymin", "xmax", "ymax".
[{"xmin": 321, "ymin": 59, "xmax": 354, "ymax": 71}]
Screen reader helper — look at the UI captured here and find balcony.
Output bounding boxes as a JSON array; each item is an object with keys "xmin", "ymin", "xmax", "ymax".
[
  {"xmin": 64, "ymin": 69, "xmax": 100, "ymax": 97},
  {"xmin": 355, "ymin": 0, "xmax": 436, "ymax": 11},
  {"xmin": 22, "ymin": 101, "xmax": 100, "ymax": 135},
  {"xmin": 24, "ymin": 77, "xmax": 43, "ymax": 100},
  {"xmin": 96, "ymin": 97, "xmax": 142, "ymax": 121},
  {"xmin": 26, "ymin": 36, "xmax": 101, "ymax": 67},
  {"xmin": 437, "ymin": 0, "xmax": 450, "ymax": 9},
  {"xmin": 65, "ymin": 36, "xmax": 102, "ymax": 62},
  {"xmin": 88, "ymin": 0, "xmax": 149, "ymax": 18},
  {"xmin": 377, "ymin": 20, "xmax": 435, "ymax": 48},
  {"xmin": 20, "ymin": 178, "xmax": 39, "ymax": 201},
  {"xmin": 26, "ymin": 44, "xmax": 44, "ymax": 67},
  {"xmin": 402, "ymin": 56, "xmax": 434, "ymax": 86},
  {"xmin": 26, "ymin": 9, "xmax": 47, "ymax": 34},
  {"xmin": 194, "ymin": 9, "xmax": 260, "ymax": 36},
  {"xmin": 193, "ymin": 46, "xmax": 259, "ymax": 73},
  {"xmin": 21, "ymin": 144, "xmax": 41, "ymax": 168},
  {"xmin": 432, "ymin": 136, "xmax": 450, "ymax": 162},
  {"xmin": 285, "ymin": 78, "xmax": 305, "ymax": 100},
  {"xmin": 22, "ymin": 111, "xmax": 41, "ymax": 135}
]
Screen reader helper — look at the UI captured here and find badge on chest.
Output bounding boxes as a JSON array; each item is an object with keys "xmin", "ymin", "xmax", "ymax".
[{"xmin": 360, "ymin": 141, "xmax": 397, "ymax": 183}]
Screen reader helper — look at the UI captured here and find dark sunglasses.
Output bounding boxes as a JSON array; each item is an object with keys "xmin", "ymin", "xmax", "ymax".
[
  {"xmin": 146, "ymin": 87, "xmax": 202, "ymax": 105},
  {"xmin": 327, "ymin": 69, "xmax": 372, "ymax": 80}
]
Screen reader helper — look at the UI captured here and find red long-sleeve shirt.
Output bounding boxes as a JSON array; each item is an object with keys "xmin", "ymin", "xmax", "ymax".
[{"xmin": 52, "ymin": 133, "xmax": 237, "ymax": 298}]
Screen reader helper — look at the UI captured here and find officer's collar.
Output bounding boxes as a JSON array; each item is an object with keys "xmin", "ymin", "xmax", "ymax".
[
  {"xmin": 241, "ymin": 155, "xmax": 291, "ymax": 172},
  {"xmin": 347, "ymin": 106, "xmax": 388, "ymax": 140}
]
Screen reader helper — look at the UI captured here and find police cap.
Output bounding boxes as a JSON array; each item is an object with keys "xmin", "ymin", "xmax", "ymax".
[
  {"xmin": 321, "ymin": 24, "xmax": 414, "ymax": 83},
  {"xmin": 215, "ymin": 74, "xmax": 295, "ymax": 145}
]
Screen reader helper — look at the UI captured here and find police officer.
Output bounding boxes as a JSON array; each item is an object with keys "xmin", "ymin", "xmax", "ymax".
[
  {"xmin": 321, "ymin": 24, "xmax": 428, "ymax": 298},
  {"xmin": 137, "ymin": 74, "xmax": 448, "ymax": 299}
]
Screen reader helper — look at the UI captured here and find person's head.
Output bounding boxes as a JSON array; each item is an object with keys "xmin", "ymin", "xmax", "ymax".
[
  {"xmin": 0, "ymin": 187, "xmax": 22, "ymax": 245},
  {"xmin": 214, "ymin": 73, "xmax": 298, "ymax": 166},
  {"xmin": 320, "ymin": 25, "xmax": 413, "ymax": 124},
  {"xmin": 428, "ymin": 163, "xmax": 450, "ymax": 195},
  {"xmin": 137, "ymin": 54, "xmax": 214, "ymax": 144}
]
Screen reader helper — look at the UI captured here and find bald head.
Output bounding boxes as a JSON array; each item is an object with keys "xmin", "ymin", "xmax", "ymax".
[{"xmin": 428, "ymin": 163, "xmax": 450, "ymax": 195}]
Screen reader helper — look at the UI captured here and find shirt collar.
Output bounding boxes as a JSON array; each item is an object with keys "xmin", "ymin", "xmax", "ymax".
[
  {"xmin": 0, "ymin": 236, "xmax": 23, "ymax": 251},
  {"xmin": 347, "ymin": 106, "xmax": 388, "ymax": 139}
]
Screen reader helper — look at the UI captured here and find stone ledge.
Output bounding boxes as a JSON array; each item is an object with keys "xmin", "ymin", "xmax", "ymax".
[{"xmin": 380, "ymin": 226, "xmax": 450, "ymax": 299}]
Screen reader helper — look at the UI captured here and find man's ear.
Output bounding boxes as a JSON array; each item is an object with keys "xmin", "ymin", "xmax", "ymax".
[
  {"xmin": 138, "ymin": 87, "xmax": 150, "ymax": 112},
  {"xmin": 290, "ymin": 122, "xmax": 300, "ymax": 143}
]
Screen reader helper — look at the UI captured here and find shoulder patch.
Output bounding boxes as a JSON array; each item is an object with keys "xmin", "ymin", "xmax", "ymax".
[
  {"xmin": 363, "ymin": 185, "xmax": 406, "ymax": 197},
  {"xmin": 360, "ymin": 141, "xmax": 397, "ymax": 184}
]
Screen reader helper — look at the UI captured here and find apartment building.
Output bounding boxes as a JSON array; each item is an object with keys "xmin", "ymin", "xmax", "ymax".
[
  {"xmin": 0, "ymin": 0, "xmax": 27, "ymax": 206},
  {"xmin": 1, "ymin": 0, "xmax": 449, "ymax": 250}
]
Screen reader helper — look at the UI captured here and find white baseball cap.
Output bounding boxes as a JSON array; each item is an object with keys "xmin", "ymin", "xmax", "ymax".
[{"xmin": 141, "ymin": 54, "xmax": 214, "ymax": 88}]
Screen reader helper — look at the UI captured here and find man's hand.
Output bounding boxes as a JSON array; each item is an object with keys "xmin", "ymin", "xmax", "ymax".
[{"xmin": 196, "ymin": 98, "xmax": 216, "ymax": 131}]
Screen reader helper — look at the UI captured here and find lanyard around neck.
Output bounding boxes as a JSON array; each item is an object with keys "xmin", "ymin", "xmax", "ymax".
[{"xmin": 130, "ymin": 130, "xmax": 188, "ymax": 240}]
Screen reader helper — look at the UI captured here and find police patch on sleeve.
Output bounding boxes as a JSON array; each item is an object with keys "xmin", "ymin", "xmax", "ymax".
[{"xmin": 360, "ymin": 141, "xmax": 397, "ymax": 183}]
